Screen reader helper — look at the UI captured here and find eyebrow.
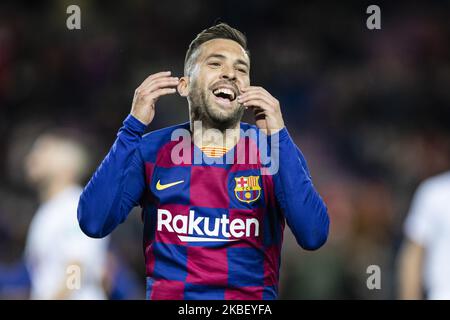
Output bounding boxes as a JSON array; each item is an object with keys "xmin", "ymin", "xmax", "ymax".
[{"xmin": 205, "ymin": 53, "xmax": 249, "ymax": 69}]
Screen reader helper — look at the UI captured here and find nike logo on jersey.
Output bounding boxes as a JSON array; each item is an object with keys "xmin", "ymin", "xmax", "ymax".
[{"xmin": 156, "ymin": 179, "xmax": 184, "ymax": 191}]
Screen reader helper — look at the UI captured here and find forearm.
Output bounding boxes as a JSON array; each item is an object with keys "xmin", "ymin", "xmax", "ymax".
[
  {"xmin": 398, "ymin": 239, "xmax": 424, "ymax": 299},
  {"xmin": 274, "ymin": 128, "xmax": 329, "ymax": 250},
  {"xmin": 77, "ymin": 115, "xmax": 146, "ymax": 238}
]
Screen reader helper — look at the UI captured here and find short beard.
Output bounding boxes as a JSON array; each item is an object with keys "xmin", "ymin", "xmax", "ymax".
[{"xmin": 189, "ymin": 80, "xmax": 244, "ymax": 132}]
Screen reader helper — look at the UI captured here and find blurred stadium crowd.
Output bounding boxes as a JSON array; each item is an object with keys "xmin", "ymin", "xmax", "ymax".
[{"xmin": 1, "ymin": 1, "xmax": 449, "ymax": 299}]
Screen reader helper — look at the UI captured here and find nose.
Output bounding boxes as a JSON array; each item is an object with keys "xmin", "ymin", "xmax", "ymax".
[{"xmin": 220, "ymin": 65, "xmax": 236, "ymax": 81}]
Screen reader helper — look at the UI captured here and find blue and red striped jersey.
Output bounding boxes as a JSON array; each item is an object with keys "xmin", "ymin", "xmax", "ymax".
[{"xmin": 77, "ymin": 115, "xmax": 329, "ymax": 300}]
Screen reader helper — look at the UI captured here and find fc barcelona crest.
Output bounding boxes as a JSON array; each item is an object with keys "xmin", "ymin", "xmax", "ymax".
[{"xmin": 234, "ymin": 176, "xmax": 261, "ymax": 203}]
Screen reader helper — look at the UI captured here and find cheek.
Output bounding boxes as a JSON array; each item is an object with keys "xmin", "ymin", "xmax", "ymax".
[
  {"xmin": 201, "ymin": 72, "xmax": 215, "ymax": 88},
  {"xmin": 238, "ymin": 76, "xmax": 250, "ymax": 87},
  {"xmin": 192, "ymin": 71, "xmax": 207, "ymax": 90}
]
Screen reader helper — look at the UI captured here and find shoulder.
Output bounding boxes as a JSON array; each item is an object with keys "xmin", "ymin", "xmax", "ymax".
[
  {"xmin": 142, "ymin": 122, "xmax": 190, "ymax": 141},
  {"xmin": 239, "ymin": 122, "xmax": 263, "ymax": 141},
  {"xmin": 412, "ymin": 171, "xmax": 450, "ymax": 209},
  {"xmin": 239, "ymin": 122, "xmax": 259, "ymax": 132},
  {"xmin": 417, "ymin": 171, "xmax": 450, "ymax": 198},
  {"xmin": 138, "ymin": 122, "xmax": 190, "ymax": 162},
  {"xmin": 405, "ymin": 171, "xmax": 450, "ymax": 241}
]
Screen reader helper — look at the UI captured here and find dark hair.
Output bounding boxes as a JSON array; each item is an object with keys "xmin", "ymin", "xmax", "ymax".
[{"xmin": 184, "ymin": 22, "xmax": 249, "ymax": 75}]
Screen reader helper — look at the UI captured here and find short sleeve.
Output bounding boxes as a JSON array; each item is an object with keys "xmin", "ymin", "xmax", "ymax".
[{"xmin": 404, "ymin": 181, "xmax": 438, "ymax": 246}]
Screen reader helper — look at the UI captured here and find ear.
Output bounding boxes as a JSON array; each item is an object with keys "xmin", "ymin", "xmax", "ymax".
[{"xmin": 177, "ymin": 76, "xmax": 189, "ymax": 97}]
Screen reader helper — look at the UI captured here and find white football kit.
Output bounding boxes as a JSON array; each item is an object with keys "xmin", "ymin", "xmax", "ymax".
[
  {"xmin": 404, "ymin": 172, "xmax": 450, "ymax": 299},
  {"xmin": 25, "ymin": 185, "xmax": 109, "ymax": 299}
]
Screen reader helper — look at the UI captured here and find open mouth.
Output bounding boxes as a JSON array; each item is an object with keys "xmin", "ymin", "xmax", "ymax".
[{"xmin": 212, "ymin": 87, "xmax": 237, "ymax": 102}]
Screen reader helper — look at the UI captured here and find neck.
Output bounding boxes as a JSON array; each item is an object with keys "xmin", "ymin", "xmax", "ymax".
[
  {"xmin": 39, "ymin": 178, "xmax": 74, "ymax": 202},
  {"xmin": 190, "ymin": 117, "xmax": 241, "ymax": 150}
]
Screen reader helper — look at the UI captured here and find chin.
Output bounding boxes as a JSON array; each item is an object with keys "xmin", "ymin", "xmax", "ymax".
[{"xmin": 207, "ymin": 105, "xmax": 244, "ymax": 128}]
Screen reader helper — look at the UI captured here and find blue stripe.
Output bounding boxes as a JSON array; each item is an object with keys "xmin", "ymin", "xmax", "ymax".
[{"xmin": 146, "ymin": 277, "xmax": 154, "ymax": 300}]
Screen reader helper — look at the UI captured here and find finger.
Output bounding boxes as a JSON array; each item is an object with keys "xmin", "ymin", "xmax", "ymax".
[
  {"xmin": 238, "ymin": 92, "xmax": 274, "ymax": 105},
  {"xmin": 241, "ymin": 99, "xmax": 272, "ymax": 111},
  {"xmin": 140, "ymin": 71, "xmax": 172, "ymax": 87},
  {"xmin": 254, "ymin": 112, "xmax": 266, "ymax": 122},
  {"xmin": 242, "ymin": 87, "xmax": 275, "ymax": 101},
  {"xmin": 251, "ymin": 106, "xmax": 265, "ymax": 116},
  {"xmin": 239, "ymin": 96, "xmax": 275, "ymax": 111},
  {"xmin": 135, "ymin": 78, "xmax": 176, "ymax": 96},
  {"xmin": 249, "ymin": 105, "xmax": 266, "ymax": 122},
  {"xmin": 241, "ymin": 86, "xmax": 269, "ymax": 95},
  {"xmin": 239, "ymin": 88, "xmax": 276, "ymax": 104},
  {"xmin": 147, "ymin": 87, "xmax": 177, "ymax": 100},
  {"xmin": 143, "ymin": 77, "xmax": 179, "ymax": 93}
]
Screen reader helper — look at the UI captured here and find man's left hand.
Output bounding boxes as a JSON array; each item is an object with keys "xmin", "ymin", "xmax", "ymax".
[{"xmin": 237, "ymin": 86, "xmax": 285, "ymax": 135}]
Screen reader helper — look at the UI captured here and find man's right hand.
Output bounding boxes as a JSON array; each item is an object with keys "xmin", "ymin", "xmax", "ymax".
[{"xmin": 130, "ymin": 71, "xmax": 179, "ymax": 125}]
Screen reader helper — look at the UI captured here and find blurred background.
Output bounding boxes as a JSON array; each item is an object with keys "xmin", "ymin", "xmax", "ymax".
[{"xmin": 1, "ymin": 0, "xmax": 449, "ymax": 299}]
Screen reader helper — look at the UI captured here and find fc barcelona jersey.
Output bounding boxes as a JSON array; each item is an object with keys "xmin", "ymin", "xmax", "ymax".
[{"xmin": 78, "ymin": 115, "xmax": 329, "ymax": 300}]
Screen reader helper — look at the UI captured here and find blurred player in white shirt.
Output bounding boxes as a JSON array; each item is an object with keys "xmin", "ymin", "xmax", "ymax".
[
  {"xmin": 398, "ymin": 171, "xmax": 450, "ymax": 300},
  {"xmin": 24, "ymin": 131, "xmax": 109, "ymax": 299}
]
